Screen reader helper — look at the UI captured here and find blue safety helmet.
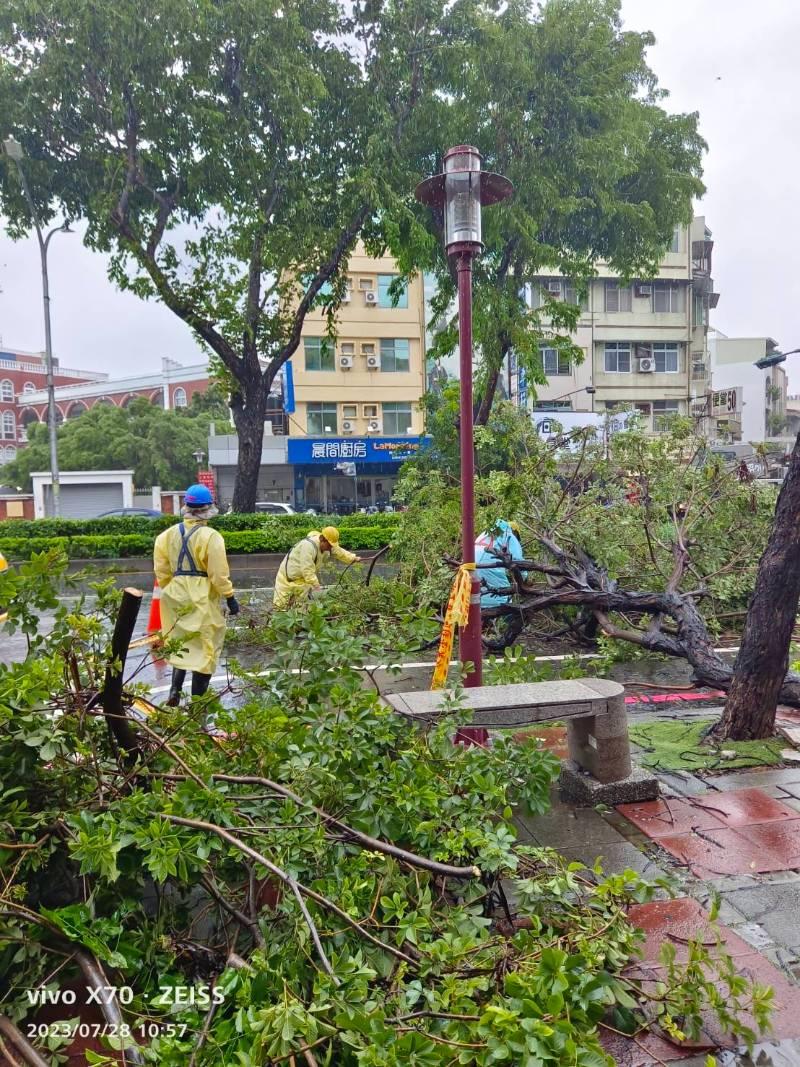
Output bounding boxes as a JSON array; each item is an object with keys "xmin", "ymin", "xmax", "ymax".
[{"xmin": 184, "ymin": 483, "xmax": 214, "ymax": 507}]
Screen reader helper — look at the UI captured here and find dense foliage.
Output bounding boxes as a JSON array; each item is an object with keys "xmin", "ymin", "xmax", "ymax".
[
  {"xmin": 394, "ymin": 416, "xmax": 777, "ymax": 623},
  {"xmin": 0, "ymin": 392, "xmax": 231, "ymax": 491},
  {"xmin": 0, "ymin": 554, "xmax": 771, "ymax": 1064},
  {"xmin": 0, "ymin": 0, "xmax": 704, "ymax": 503}
]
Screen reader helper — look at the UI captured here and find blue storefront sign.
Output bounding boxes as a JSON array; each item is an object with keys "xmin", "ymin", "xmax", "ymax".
[{"xmin": 288, "ymin": 436, "xmax": 428, "ymax": 465}]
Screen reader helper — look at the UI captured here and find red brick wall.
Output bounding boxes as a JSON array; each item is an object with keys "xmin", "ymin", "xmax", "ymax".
[{"xmin": 0, "ymin": 496, "xmax": 34, "ymax": 520}]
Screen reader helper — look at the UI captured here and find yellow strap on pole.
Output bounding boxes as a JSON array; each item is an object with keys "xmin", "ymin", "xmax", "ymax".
[{"xmin": 431, "ymin": 563, "xmax": 476, "ymax": 690}]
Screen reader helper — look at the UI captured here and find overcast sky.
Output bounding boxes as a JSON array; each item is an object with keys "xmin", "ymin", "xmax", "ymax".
[{"xmin": 1, "ymin": 0, "xmax": 799, "ymax": 385}]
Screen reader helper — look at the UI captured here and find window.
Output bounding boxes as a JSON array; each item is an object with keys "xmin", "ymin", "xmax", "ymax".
[
  {"xmin": 534, "ymin": 401, "xmax": 572, "ymax": 411},
  {"xmin": 173, "ymin": 387, "xmax": 187, "ymax": 408},
  {"xmin": 2, "ymin": 445, "xmax": 16, "ymax": 461},
  {"xmin": 340, "ymin": 342, "xmax": 355, "ymax": 356},
  {"xmin": 604, "ymin": 281, "xmax": 632, "ymax": 313},
  {"xmin": 382, "ymin": 402, "xmax": 413, "ymax": 434},
  {"xmin": 652, "ymin": 343, "xmax": 680, "ymax": 373},
  {"xmin": 2, "ymin": 411, "xmax": 15, "ymax": 439},
  {"xmin": 669, "ymin": 226, "xmax": 681, "ymax": 253},
  {"xmin": 541, "ymin": 346, "xmax": 571, "ymax": 376},
  {"xmin": 0, "ymin": 380, "xmax": 13, "ymax": 401},
  {"xmin": 304, "ymin": 337, "xmax": 334, "ymax": 372},
  {"xmin": 377, "ymin": 275, "xmax": 409, "ymax": 309},
  {"xmin": 342, "ymin": 404, "xmax": 358, "ymax": 419},
  {"xmin": 363, "ymin": 404, "xmax": 378, "ymax": 419},
  {"xmin": 358, "ymin": 277, "xmax": 375, "ymax": 291},
  {"xmin": 307, "ymin": 402, "xmax": 338, "ymax": 435},
  {"xmin": 653, "ymin": 400, "xmax": 680, "ymax": 431},
  {"xmin": 693, "ymin": 293, "xmax": 706, "ymax": 328},
  {"xmin": 380, "ymin": 338, "xmax": 410, "ymax": 372},
  {"xmin": 604, "ymin": 342, "xmax": 631, "ymax": 373},
  {"xmin": 23, "ymin": 382, "xmax": 35, "ymax": 394},
  {"xmin": 653, "ymin": 282, "xmax": 685, "ymax": 313}
]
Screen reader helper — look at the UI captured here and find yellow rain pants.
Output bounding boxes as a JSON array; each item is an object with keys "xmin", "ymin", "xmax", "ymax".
[
  {"xmin": 153, "ymin": 519, "xmax": 234, "ymax": 674},
  {"xmin": 273, "ymin": 531, "xmax": 357, "ymax": 610}
]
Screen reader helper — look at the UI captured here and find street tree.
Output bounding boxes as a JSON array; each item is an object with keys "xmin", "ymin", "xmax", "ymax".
[
  {"xmin": 712, "ymin": 429, "xmax": 800, "ymax": 739},
  {"xmin": 0, "ymin": 394, "xmax": 228, "ymax": 492},
  {"xmin": 0, "ymin": 0, "xmax": 462, "ymax": 510},
  {"xmin": 396, "ymin": 0, "xmax": 705, "ymax": 423}
]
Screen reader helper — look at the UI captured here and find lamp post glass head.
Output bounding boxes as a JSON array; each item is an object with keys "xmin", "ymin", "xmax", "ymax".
[
  {"xmin": 192, "ymin": 450, "xmax": 205, "ymax": 465},
  {"xmin": 3, "ymin": 136, "xmax": 23, "ymax": 161},
  {"xmin": 414, "ymin": 145, "xmax": 513, "ymax": 256}
]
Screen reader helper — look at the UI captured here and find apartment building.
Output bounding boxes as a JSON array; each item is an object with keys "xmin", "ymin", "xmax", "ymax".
[
  {"xmin": 285, "ymin": 245, "xmax": 428, "ymax": 511},
  {"xmin": 709, "ymin": 333, "xmax": 787, "ymax": 443},
  {"xmin": 517, "ymin": 217, "xmax": 719, "ymax": 435}
]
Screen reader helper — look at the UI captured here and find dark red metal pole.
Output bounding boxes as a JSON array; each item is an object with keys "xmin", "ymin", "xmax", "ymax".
[{"xmin": 455, "ymin": 249, "xmax": 488, "ymax": 745}]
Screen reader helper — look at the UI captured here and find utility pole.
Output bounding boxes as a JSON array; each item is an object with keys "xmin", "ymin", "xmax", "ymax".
[{"xmin": 3, "ymin": 135, "xmax": 71, "ymax": 517}]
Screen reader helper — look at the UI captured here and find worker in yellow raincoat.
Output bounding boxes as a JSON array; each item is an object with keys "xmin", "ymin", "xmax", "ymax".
[
  {"xmin": 0, "ymin": 550, "xmax": 8, "ymax": 624},
  {"xmin": 153, "ymin": 484, "xmax": 239, "ymax": 708},
  {"xmin": 273, "ymin": 526, "xmax": 361, "ymax": 610}
]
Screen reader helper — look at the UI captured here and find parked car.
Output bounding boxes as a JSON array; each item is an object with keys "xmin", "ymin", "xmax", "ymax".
[
  {"xmin": 98, "ymin": 507, "xmax": 163, "ymax": 518},
  {"xmin": 254, "ymin": 501, "xmax": 296, "ymax": 515}
]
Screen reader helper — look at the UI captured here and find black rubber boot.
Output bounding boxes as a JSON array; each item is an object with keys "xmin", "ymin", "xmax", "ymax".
[
  {"xmin": 191, "ymin": 672, "xmax": 212, "ymax": 697},
  {"xmin": 166, "ymin": 669, "xmax": 187, "ymax": 707}
]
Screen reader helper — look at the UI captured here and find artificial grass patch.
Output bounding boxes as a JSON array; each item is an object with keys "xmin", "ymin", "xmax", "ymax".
[{"xmin": 629, "ymin": 718, "xmax": 786, "ymax": 772}]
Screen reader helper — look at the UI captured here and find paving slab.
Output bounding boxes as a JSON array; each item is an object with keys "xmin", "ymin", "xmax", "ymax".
[
  {"xmin": 516, "ymin": 799, "xmax": 624, "ymax": 848},
  {"xmin": 658, "ymin": 825, "xmax": 800, "ymax": 878},
  {"xmin": 618, "ymin": 796, "xmax": 725, "ymax": 839},
  {"xmin": 628, "ymin": 898, "xmax": 757, "ymax": 964},
  {"xmin": 702, "ymin": 769, "xmax": 800, "ymax": 792},
  {"xmin": 693, "ymin": 789, "xmax": 800, "ymax": 827}
]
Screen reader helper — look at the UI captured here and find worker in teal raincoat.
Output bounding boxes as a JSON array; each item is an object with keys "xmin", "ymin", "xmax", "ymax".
[{"xmin": 474, "ymin": 520, "xmax": 525, "ymax": 607}]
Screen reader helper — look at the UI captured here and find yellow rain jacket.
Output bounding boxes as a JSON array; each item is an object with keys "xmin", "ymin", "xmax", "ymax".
[
  {"xmin": 153, "ymin": 519, "xmax": 234, "ymax": 674},
  {"xmin": 273, "ymin": 530, "xmax": 357, "ymax": 610}
]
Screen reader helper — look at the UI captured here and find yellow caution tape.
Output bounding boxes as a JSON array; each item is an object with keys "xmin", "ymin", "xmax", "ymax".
[{"xmin": 431, "ymin": 564, "xmax": 476, "ymax": 690}]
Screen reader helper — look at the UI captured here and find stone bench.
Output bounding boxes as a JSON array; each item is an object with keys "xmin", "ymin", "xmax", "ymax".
[{"xmin": 385, "ymin": 679, "xmax": 658, "ymax": 805}]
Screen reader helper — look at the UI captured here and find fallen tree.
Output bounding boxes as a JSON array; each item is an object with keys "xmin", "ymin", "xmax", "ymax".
[{"xmin": 396, "ymin": 414, "xmax": 791, "ymax": 737}]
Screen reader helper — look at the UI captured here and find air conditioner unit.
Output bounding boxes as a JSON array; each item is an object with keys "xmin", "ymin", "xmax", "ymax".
[
  {"xmin": 367, "ymin": 419, "xmax": 382, "ymax": 433},
  {"xmin": 339, "ymin": 355, "xmax": 353, "ymax": 369},
  {"xmin": 366, "ymin": 354, "xmax": 381, "ymax": 370},
  {"xmin": 341, "ymin": 291, "xmax": 351, "ymax": 304},
  {"xmin": 635, "ymin": 283, "xmax": 653, "ymax": 297},
  {"xmin": 342, "ymin": 420, "xmax": 354, "ymax": 433},
  {"xmin": 546, "ymin": 280, "xmax": 561, "ymax": 294},
  {"xmin": 364, "ymin": 290, "xmax": 378, "ymax": 305},
  {"xmin": 638, "ymin": 358, "xmax": 654, "ymax": 373}
]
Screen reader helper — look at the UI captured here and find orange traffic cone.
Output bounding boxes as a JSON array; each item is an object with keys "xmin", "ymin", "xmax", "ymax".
[
  {"xmin": 147, "ymin": 580, "xmax": 162, "ymax": 634},
  {"xmin": 147, "ymin": 579, "xmax": 166, "ymax": 662}
]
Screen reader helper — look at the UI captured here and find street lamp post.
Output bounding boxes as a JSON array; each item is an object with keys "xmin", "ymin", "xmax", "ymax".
[
  {"xmin": 3, "ymin": 135, "xmax": 70, "ymax": 517},
  {"xmin": 416, "ymin": 147, "xmax": 513, "ymax": 722}
]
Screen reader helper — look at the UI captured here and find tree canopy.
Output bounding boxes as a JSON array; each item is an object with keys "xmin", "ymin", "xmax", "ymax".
[
  {"xmin": 0, "ymin": 392, "xmax": 229, "ymax": 491},
  {"xmin": 0, "ymin": 0, "xmax": 705, "ymax": 507}
]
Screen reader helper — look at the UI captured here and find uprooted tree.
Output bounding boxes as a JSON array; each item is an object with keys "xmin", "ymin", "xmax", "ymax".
[{"xmin": 394, "ymin": 411, "xmax": 799, "ymax": 738}]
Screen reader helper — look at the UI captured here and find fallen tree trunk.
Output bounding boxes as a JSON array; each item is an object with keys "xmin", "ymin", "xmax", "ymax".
[{"xmin": 497, "ymin": 542, "xmax": 800, "ymax": 711}]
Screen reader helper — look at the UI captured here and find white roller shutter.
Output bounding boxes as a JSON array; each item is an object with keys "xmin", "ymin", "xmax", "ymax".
[{"xmin": 44, "ymin": 483, "xmax": 124, "ymax": 518}]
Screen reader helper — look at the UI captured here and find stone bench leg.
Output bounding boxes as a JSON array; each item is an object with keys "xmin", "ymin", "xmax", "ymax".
[
  {"xmin": 565, "ymin": 696, "xmax": 632, "ymax": 784},
  {"xmin": 561, "ymin": 695, "xmax": 658, "ymax": 806}
]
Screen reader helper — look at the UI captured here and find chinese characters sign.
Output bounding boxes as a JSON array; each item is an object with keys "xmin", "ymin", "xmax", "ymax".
[{"xmin": 288, "ymin": 437, "xmax": 428, "ymax": 465}]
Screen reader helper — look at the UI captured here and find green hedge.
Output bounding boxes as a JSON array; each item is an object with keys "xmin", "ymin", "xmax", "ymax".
[
  {"xmin": 0, "ymin": 525, "xmax": 393, "ymax": 561},
  {"xmin": 0, "ymin": 512, "xmax": 401, "ymax": 539}
]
